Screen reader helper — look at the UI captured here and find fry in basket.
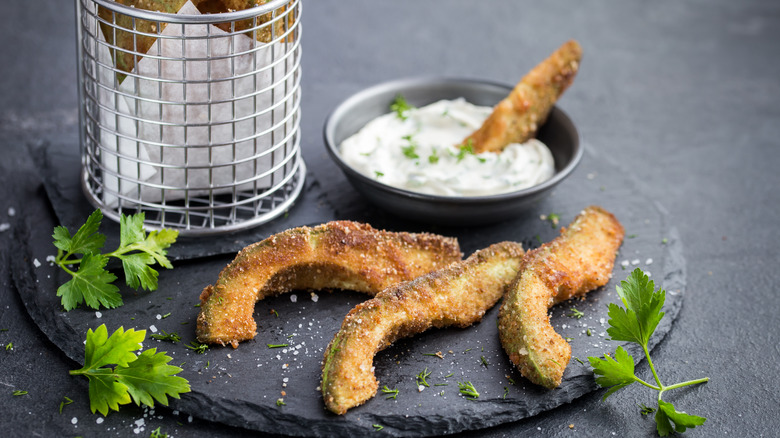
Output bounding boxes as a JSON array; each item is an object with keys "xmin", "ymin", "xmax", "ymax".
[
  {"xmin": 99, "ymin": 0, "xmax": 296, "ymax": 82},
  {"xmin": 462, "ymin": 39, "xmax": 582, "ymax": 153}
]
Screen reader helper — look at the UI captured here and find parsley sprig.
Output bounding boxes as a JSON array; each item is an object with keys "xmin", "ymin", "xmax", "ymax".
[
  {"xmin": 69, "ymin": 324, "xmax": 190, "ymax": 416},
  {"xmin": 53, "ymin": 210, "xmax": 178, "ymax": 311},
  {"xmin": 588, "ymin": 269, "xmax": 709, "ymax": 436}
]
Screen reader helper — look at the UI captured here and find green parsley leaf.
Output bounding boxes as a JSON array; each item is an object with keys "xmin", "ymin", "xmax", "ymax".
[
  {"xmin": 373, "ymin": 424, "xmax": 384, "ymax": 431},
  {"xmin": 69, "ymin": 325, "xmax": 190, "ymax": 416},
  {"xmin": 112, "ymin": 213, "xmax": 177, "ymax": 291},
  {"xmin": 56, "ymin": 254, "xmax": 121, "ymax": 311},
  {"xmin": 390, "ymin": 94, "xmax": 414, "ymax": 121},
  {"xmin": 114, "ymin": 348, "xmax": 190, "ymax": 409},
  {"xmin": 52, "ymin": 209, "xmax": 105, "ymax": 255},
  {"xmin": 608, "ymin": 269, "xmax": 665, "ymax": 346},
  {"xmin": 655, "ymin": 400, "xmax": 706, "ymax": 436},
  {"xmin": 568, "ymin": 307, "xmax": 584, "ymax": 319},
  {"xmin": 12, "ymin": 390, "xmax": 28, "ymax": 396},
  {"xmin": 588, "ymin": 346, "xmax": 637, "ymax": 400}
]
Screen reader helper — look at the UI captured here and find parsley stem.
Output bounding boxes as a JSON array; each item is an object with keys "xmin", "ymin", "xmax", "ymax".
[
  {"xmin": 634, "ymin": 376, "xmax": 661, "ymax": 391},
  {"xmin": 642, "ymin": 344, "xmax": 664, "ymax": 389},
  {"xmin": 659, "ymin": 377, "xmax": 710, "ymax": 398}
]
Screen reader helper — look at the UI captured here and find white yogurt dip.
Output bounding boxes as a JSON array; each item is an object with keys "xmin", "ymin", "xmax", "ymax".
[{"xmin": 339, "ymin": 98, "xmax": 555, "ymax": 197}]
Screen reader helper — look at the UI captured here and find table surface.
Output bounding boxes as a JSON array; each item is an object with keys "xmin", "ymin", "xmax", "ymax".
[{"xmin": 2, "ymin": 1, "xmax": 779, "ymax": 437}]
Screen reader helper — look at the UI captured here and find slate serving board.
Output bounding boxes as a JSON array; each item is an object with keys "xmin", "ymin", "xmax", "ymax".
[{"xmin": 13, "ymin": 143, "xmax": 685, "ymax": 436}]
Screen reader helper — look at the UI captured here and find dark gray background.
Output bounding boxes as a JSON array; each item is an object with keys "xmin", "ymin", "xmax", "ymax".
[{"xmin": 1, "ymin": 0, "xmax": 778, "ymax": 437}]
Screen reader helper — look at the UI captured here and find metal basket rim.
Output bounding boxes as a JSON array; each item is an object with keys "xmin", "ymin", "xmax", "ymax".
[{"xmin": 88, "ymin": 0, "xmax": 296, "ymax": 24}]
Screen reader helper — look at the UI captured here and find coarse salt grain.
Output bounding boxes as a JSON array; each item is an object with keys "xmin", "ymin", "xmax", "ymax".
[
  {"xmin": 95, "ymin": 311, "xmax": 102, "ymax": 318},
  {"xmin": 46, "ymin": 255, "xmax": 56, "ymax": 263},
  {"xmin": 311, "ymin": 293, "xmax": 319, "ymax": 303},
  {"xmin": 646, "ymin": 258, "xmax": 653, "ymax": 265},
  {"xmin": 149, "ymin": 325, "xmax": 158, "ymax": 333},
  {"xmin": 0, "ymin": 223, "xmax": 9, "ymax": 232},
  {"xmin": 631, "ymin": 259, "xmax": 640, "ymax": 265},
  {"xmin": 71, "ymin": 417, "xmax": 78, "ymax": 425},
  {"xmin": 156, "ymin": 314, "xmax": 162, "ymax": 320},
  {"xmin": 96, "ymin": 417, "xmax": 104, "ymax": 424},
  {"xmin": 8, "ymin": 207, "xmax": 16, "ymax": 216},
  {"xmin": 290, "ymin": 294, "xmax": 297, "ymax": 303},
  {"xmin": 33, "ymin": 258, "xmax": 41, "ymax": 268}
]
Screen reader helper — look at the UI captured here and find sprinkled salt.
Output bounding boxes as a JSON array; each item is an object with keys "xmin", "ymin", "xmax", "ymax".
[
  {"xmin": 418, "ymin": 385, "xmax": 425, "ymax": 392},
  {"xmin": 156, "ymin": 314, "xmax": 162, "ymax": 320},
  {"xmin": 0, "ymin": 223, "xmax": 9, "ymax": 232},
  {"xmin": 311, "ymin": 293, "xmax": 319, "ymax": 302},
  {"xmin": 95, "ymin": 311, "xmax": 102, "ymax": 319},
  {"xmin": 631, "ymin": 259, "xmax": 640, "ymax": 265},
  {"xmin": 46, "ymin": 255, "xmax": 56, "ymax": 263},
  {"xmin": 646, "ymin": 258, "xmax": 653, "ymax": 265},
  {"xmin": 188, "ymin": 415, "xmax": 193, "ymax": 423},
  {"xmin": 71, "ymin": 417, "xmax": 78, "ymax": 425},
  {"xmin": 290, "ymin": 294, "xmax": 298, "ymax": 303},
  {"xmin": 149, "ymin": 325, "xmax": 158, "ymax": 333},
  {"xmin": 96, "ymin": 417, "xmax": 104, "ymax": 424},
  {"xmin": 33, "ymin": 258, "xmax": 41, "ymax": 268},
  {"xmin": 8, "ymin": 207, "xmax": 16, "ymax": 216}
]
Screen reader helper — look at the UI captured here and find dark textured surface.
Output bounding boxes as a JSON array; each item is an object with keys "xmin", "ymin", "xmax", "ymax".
[
  {"xmin": 2, "ymin": 0, "xmax": 779, "ymax": 437},
  {"xmin": 12, "ymin": 142, "xmax": 683, "ymax": 436}
]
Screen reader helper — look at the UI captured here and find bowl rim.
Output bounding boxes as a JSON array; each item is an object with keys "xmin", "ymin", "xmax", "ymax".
[{"xmin": 323, "ymin": 76, "xmax": 582, "ymax": 206}]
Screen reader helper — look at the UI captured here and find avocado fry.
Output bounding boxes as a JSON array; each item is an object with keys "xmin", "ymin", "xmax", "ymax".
[
  {"xmin": 498, "ymin": 206, "xmax": 624, "ymax": 389},
  {"xmin": 462, "ymin": 39, "xmax": 582, "ymax": 153},
  {"xmin": 321, "ymin": 242, "xmax": 525, "ymax": 415},
  {"xmin": 196, "ymin": 221, "xmax": 462, "ymax": 348}
]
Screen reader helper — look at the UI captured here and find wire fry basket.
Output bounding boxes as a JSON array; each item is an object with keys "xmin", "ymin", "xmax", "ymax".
[{"xmin": 75, "ymin": 0, "xmax": 304, "ymax": 235}]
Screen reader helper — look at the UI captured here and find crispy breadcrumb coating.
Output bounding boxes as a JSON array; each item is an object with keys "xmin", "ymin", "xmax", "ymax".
[
  {"xmin": 196, "ymin": 221, "xmax": 461, "ymax": 348},
  {"xmin": 498, "ymin": 206, "xmax": 624, "ymax": 388},
  {"xmin": 463, "ymin": 40, "xmax": 582, "ymax": 153},
  {"xmin": 321, "ymin": 242, "xmax": 525, "ymax": 414}
]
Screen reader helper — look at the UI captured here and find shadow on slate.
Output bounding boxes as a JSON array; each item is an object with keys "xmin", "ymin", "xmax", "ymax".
[
  {"xmin": 13, "ymin": 143, "xmax": 686, "ymax": 436},
  {"xmin": 27, "ymin": 142, "xmax": 337, "ymax": 261}
]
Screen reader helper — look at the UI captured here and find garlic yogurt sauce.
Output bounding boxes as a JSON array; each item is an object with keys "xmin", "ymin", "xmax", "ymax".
[{"xmin": 339, "ymin": 98, "xmax": 555, "ymax": 197}]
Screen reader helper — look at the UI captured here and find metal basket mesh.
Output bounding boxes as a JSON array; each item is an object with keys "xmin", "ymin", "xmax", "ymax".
[{"xmin": 75, "ymin": 0, "xmax": 304, "ymax": 235}]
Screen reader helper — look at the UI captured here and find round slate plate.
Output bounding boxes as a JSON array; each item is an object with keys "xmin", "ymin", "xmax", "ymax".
[{"xmin": 11, "ymin": 145, "xmax": 685, "ymax": 437}]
